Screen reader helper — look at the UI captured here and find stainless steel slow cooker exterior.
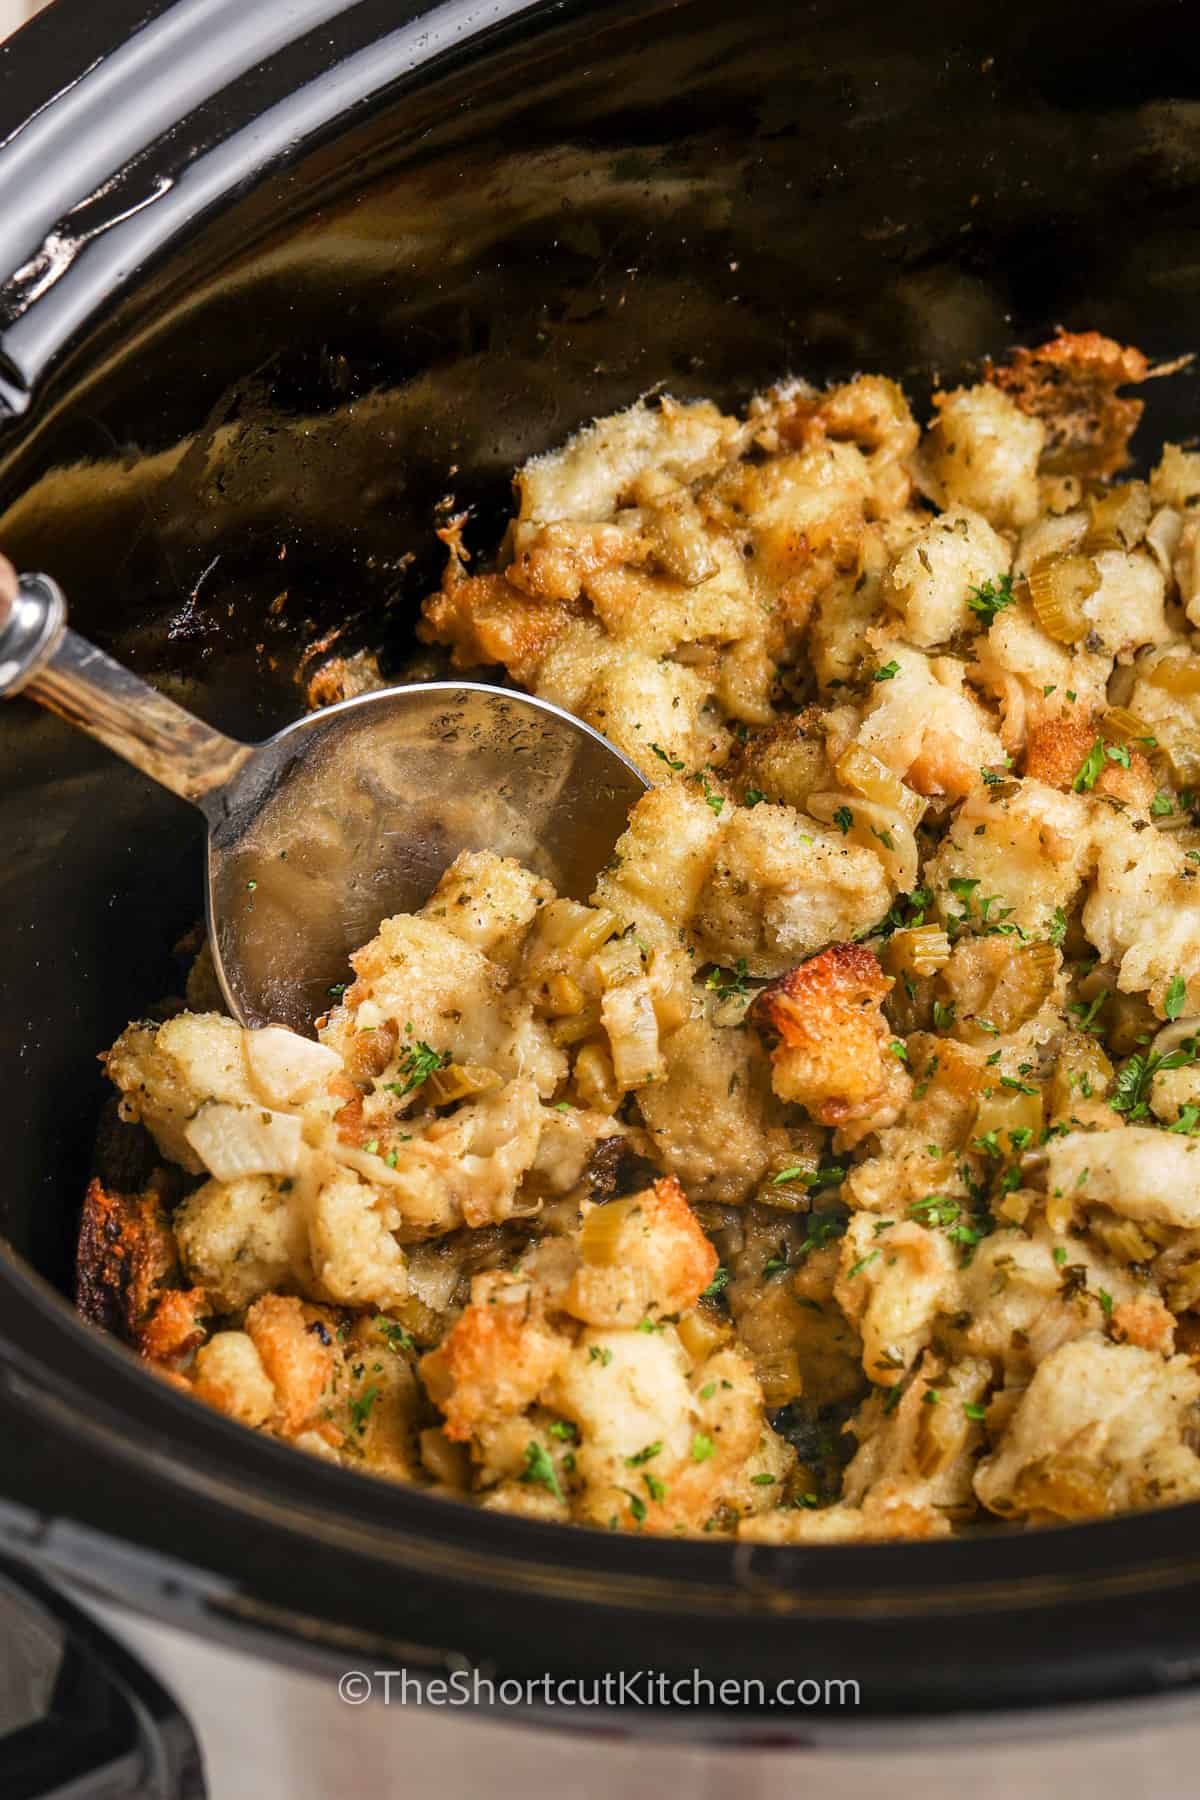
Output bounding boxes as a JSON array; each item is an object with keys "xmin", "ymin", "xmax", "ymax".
[{"xmin": 2, "ymin": 1, "xmax": 1200, "ymax": 1791}]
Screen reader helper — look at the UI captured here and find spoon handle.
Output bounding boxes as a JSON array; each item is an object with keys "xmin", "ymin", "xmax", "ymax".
[{"xmin": 0, "ymin": 569, "xmax": 252, "ymax": 805}]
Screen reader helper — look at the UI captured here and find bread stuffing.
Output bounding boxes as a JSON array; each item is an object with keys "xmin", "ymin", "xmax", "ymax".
[{"xmin": 79, "ymin": 332, "xmax": 1200, "ymax": 1539}]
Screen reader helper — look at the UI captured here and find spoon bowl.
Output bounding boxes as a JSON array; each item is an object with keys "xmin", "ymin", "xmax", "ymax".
[{"xmin": 0, "ymin": 570, "xmax": 648, "ymax": 1035}]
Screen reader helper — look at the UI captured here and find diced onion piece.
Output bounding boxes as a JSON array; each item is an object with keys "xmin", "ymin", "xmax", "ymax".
[
  {"xmin": 601, "ymin": 980, "xmax": 663, "ymax": 1088},
  {"xmin": 1149, "ymin": 1016, "xmax": 1200, "ymax": 1060},
  {"xmin": 1084, "ymin": 480, "xmax": 1151, "ymax": 553},
  {"xmin": 1048, "ymin": 1037, "xmax": 1114, "ymax": 1116},
  {"xmin": 996, "ymin": 1190, "xmax": 1033, "ymax": 1226},
  {"xmin": 550, "ymin": 1004, "xmax": 603, "ymax": 1047},
  {"xmin": 1027, "ymin": 554, "xmax": 1099, "ymax": 643},
  {"xmin": 983, "ymin": 941, "xmax": 1059, "ymax": 1034},
  {"xmin": 386, "ymin": 1292, "xmax": 446, "ymax": 1344},
  {"xmin": 184, "ymin": 1102, "xmax": 303, "ymax": 1180},
  {"xmin": 544, "ymin": 972, "xmax": 586, "ymax": 1017},
  {"xmin": 1164, "ymin": 736, "xmax": 1200, "ymax": 790},
  {"xmin": 1167, "ymin": 1260, "xmax": 1200, "ymax": 1315},
  {"xmin": 1091, "ymin": 1215, "xmax": 1159, "ymax": 1267},
  {"xmin": 1146, "ymin": 506, "xmax": 1183, "ymax": 578},
  {"xmin": 834, "ymin": 746, "xmax": 925, "ymax": 828},
  {"xmin": 419, "ymin": 1426, "xmax": 472, "ymax": 1489},
  {"xmin": 427, "ymin": 1062, "xmax": 501, "ymax": 1105},
  {"xmin": 885, "ymin": 924, "xmax": 952, "ymax": 979},
  {"xmin": 677, "ymin": 1307, "xmax": 733, "ymax": 1362},
  {"xmin": 914, "ymin": 1395, "xmax": 971, "ymax": 1478},
  {"xmin": 579, "ymin": 1196, "xmax": 638, "ymax": 1266},
  {"xmin": 1044, "ymin": 1188, "xmax": 1075, "ymax": 1235},
  {"xmin": 568, "ymin": 907, "xmax": 620, "ymax": 958},
  {"xmin": 755, "ymin": 1348, "xmax": 804, "ymax": 1407},
  {"xmin": 526, "ymin": 899, "xmax": 619, "ymax": 974},
  {"xmin": 1145, "ymin": 654, "xmax": 1200, "ymax": 698},
  {"xmin": 573, "ymin": 1041, "xmax": 622, "ymax": 1113},
  {"xmin": 809, "ymin": 790, "xmax": 920, "ymax": 890},
  {"xmin": 973, "ymin": 1084, "xmax": 1044, "ymax": 1143},
  {"xmin": 592, "ymin": 934, "xmax": 643, "ymax": 992},
  {"xmin": 244, "ymin": 1026, "xmax": 343, "ymax": 1107}
]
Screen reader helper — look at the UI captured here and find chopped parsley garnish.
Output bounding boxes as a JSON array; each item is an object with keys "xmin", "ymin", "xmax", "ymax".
[
  {"xmin": 549, "ymin": 1419, "xmax": 578, "ymax": 1442},
  {"xmin": 833, "ymin": 805, "xmax": 854, "ymax": 835},
  {"xmin": 772, "ymin": 1164, "xmax": 844, "ymax": 1189},
  {"xmin": 872, "ymin": 660, "xmax": 900, "ymax": 682},
  {"xmin": 705, "ymin": 958, "xmax": 750, "ymax": 1001},
  {"xmin": 625, "ymin": 1441, "xmax": 662, "ymax": 1466},
  {"xmin": 1072, "ymin": 738, "xmax": 1107, "ymax": 793},
  {"xmin": 965, "ymin": 573, "xmax": 1015, "ymax": 624},
  {"xmin": 1068, "ymin": 989, "xmax": 1108, "ymax": 1035},
  {"xmin": 1165, "ymin": 975, "xmax": 1188, "ymax": 1021},
  {"xmin": 963, "ymin": 1401, "xmax": 987, "ymax": 1421},
  {"xmin": 743, "ymin": 787, "xmax": 766, "ymax": 808},
  {"xmin": 846, "ymin": 1250, "xmax": 881, "ymax": 1279},
  {"xmin": 690, "ymin": 1433, "xmax": 716, "ymax": 1463},
  {"xmin": 1151, "ymin": 792, "xmax": 1175, "ymax": 818},
  {"xmin": 384, "ymin": 1038, "xmax": 450, "ymax": 1097},
  {"xmin": 694, "ymin": 771, "xmax": 726, "ymax": 815},
  {"xmin": 649, "ymin": 743, "xmax": 685, "ymax": 771},
  {"xmin": 520, "ymin": 1441, "xmax": 563, "ymax": 1500},
  {"xmin": 1170, "ymin": 1105, "xmax": 1200, "ymax": 1135},
  {"xmin": 702, "ymin": 1267, "xmax": 730, "ymax": 1298},
  {"xmin": 1111, "ymin": 1040, "xmax": 1198, "ymax": 1119},
  {"xmin": 909, "ymin": 1194, "xmax": 961, "ymax": 1228},
  {"xmin": 348, "ymin": 1385, "xmax": 380, "ymax": 1434},
  {"xmin": 1047, "ymin": 906, "xmax": 1068, "ymax": 948},
  {"xmin": 795, "ymin": 1210, "xmax": 851, "ymax": 1259},
  {"xmin": 376, "ymin": 1318, "xmax": 415, "ymax": 1354},
  {"xmin": 588, "ymin": 1346, "xmax": 613, "ymax": 1367}
]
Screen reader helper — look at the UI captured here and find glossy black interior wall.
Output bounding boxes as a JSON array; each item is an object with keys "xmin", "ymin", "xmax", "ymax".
[{"xmin": 0, "ymin": 0, "xmax": 1197, "ymax": 1289}]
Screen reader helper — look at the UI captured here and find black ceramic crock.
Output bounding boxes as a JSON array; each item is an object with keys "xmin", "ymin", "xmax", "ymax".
[{"xmin": 2, "ymin": 0, "xmax": 1200, "ymax": 1735}]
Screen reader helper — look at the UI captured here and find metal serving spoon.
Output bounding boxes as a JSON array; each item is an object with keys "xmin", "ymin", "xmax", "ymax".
[{"xmin": 0, "ymin": 568, "xmax": 647, "ymax": 1034}]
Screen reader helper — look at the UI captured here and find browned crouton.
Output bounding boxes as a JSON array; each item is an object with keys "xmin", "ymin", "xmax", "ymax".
[
  {"xmin": 752, "ymin": 943, "xmax": 904, "ymax": 1125},
  {"xmin": 564, "ymin": 1176, "xmax": 719, "ymax": 1327},
  {"xmin": 986, "ymin": 330, "xmax": 1149, "ymax": 479},
  {"xmin": 420, "ymin": 1272, "xmax": 572, "ymax": 1444},
  {"xmin": 76, "ymin": 1175, "xmax": 207, "ymax": 1362},
  {"xmin": 244, "ymin": 1295, "xmax": 337, "ymax": 1435},
  {"xmin": 419, "ymin": 568, "xmax": 574, "ymax": 683},
  {"xmin": 1023, "ymin": 715, "xmax": 1154, "ymax": 810}
]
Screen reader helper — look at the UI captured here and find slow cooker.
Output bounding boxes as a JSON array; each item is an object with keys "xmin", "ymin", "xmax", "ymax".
[{"xmin": 3, "ymin": 0, "xmax": 1200, "ymax": 1793}]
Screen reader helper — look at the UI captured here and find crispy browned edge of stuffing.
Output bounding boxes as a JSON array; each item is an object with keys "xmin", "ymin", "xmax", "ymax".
[
  {"xmin": 983, "ymin": 328, "xmax": 1149, "ymax": 480},
  {"xmin": 76, "ymin": 1156, "xmax": 207, "ymax": 1361}
]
